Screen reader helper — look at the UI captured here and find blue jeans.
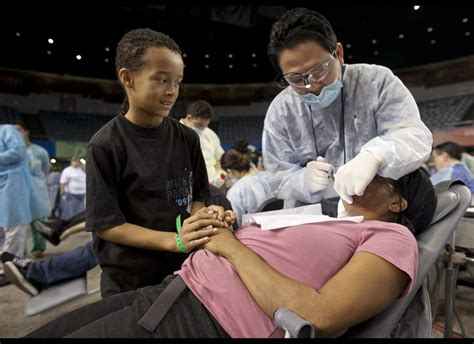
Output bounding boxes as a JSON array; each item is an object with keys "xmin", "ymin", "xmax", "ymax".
[
  {"xmin": 60, "ymin": 193, "xmax": 85, "ymax": 221},
  {"xmin": 27, "ymin": 241, "xmax": 97, "ymax": 288}
]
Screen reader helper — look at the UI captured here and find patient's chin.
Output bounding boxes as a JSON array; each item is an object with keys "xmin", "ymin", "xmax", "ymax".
[{"xmin": 341, "ymin": 203, "xmax": 365, "ymax": 217}]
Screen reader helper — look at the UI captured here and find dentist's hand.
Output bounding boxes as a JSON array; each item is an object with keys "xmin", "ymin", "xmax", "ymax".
[
  {"xmin": 304, "ymin": 156, "xmax": 335, "ymax": 193},
  {"xmin": 333, "ymin": 151, "xmax": 383, "ymax": 204}
]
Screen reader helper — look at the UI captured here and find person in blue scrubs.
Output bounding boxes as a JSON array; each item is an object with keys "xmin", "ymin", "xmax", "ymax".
[
  {"xmin": 14, "ymin": 122, "xmax": 51, "ymax": 257},
  {"xmin": 0, "ymin": 124, "xmax": 49, "ymax": 286}
]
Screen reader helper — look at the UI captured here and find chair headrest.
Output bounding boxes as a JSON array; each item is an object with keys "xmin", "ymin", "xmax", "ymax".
[{"xmin": 428, "ymin": 180, "xmax": 465, "ymax": 226}]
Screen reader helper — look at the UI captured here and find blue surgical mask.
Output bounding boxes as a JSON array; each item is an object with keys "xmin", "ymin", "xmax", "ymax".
[
  {"xmin": 298, "ymin": 78, "xmax": 343, "ymax": 109},
  {"xmin": 225, "ymin": 176, "xmax": 237, "ymax": 189},
  {"xmin": 192, "ymin": 127, "xmax": 203, "ymax": 135}
]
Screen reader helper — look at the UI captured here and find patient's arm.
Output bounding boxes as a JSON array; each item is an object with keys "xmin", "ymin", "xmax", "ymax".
[{"xmin": 204, "ymin": 228, "xmax": 409, "ymax": 337}]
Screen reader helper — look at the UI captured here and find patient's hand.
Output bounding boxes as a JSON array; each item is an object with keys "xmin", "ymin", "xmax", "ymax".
[
  {"xmin": 203, "ymin": 205, "xmax": 236, "ymax": 230},
  {"xmin": 179, "ymin": 210, "xmax": 224, "ymax": 252},
  {"xmin": 203, "ymin": 227, "xmax": 240, "ymax": 258},
  {"xmin": 223, "ymin": 210, "xmax": 236, "ymax": 229}
]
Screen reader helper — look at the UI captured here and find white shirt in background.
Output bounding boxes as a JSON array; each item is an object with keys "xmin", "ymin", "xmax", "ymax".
[
  {"xmin": 200, "ymin": 127, "xmax": 225, "ymax": 187},
  {"xmin": 60, "ymin": 166, "xmax": 86, "ymax": 194}
]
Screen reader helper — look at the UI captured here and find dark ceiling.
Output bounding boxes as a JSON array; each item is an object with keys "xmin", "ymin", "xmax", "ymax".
[{"xmin": 1, "ymin": 3, "xmax": 473, "ymax": 84}]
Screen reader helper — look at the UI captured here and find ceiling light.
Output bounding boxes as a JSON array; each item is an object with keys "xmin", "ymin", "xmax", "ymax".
[
  {"xmin": 462, "ymin": 18, "xmax": 468, "ymax": 23},
  {"xmin": 348, "ymin": 55, "xmax": 353, "ymax": 59},
  {"xmin": 466, "ymin": 31, "xmax": 471, "ymax": 36},
  {"xmin": 15, "ymin": 32, "xmax": 21, "ymax": 37},
  {"xmin": 430, "ymin": 39, "xmax": 436, "ymax": 44},
  {"xmin": 205, "ymin": 64, "xmax": 209, "ymax": 69},
  {"xmin": 76, "ymin": 55, "xmax": 82, "ymax": 60},
  {"xmin": 205, "ymin": 54, "xmax": 209, "ymax": 58},
  {"xmin": 48, "ymin": 38, "xmax": 54, "ymax": 44},
  {"xmin": 399, "ymin": 34, "xmax": 405, "ymax": 39},
  {"xmin": 182, "ymin": 53, "xmax": 187, "ymax": 58},
  {"xmin": 228, "ymin": 54, "xmax": 233, "ymax": 58},
  {"xmin": 371, "ymin": 39, "xmax": 377, "ymax": 44},
  {"xmin": 414, "ymin": 5, "xmax": 420, "ymax": 10},
  {"xmin": 251, "ymin": 53, "xmax": 256, "ymax": 58},
  {"xmin": 229, "ymin": 64, "xmax": 233, "ymax": 69},
  {"xmin": 253, "ymin": 64, "xmax": 257, "ymax": 68},
  {"xmin": 427, "ymin": 27, "xmax": 433, "ymax": 32},
  {"xmin": 105, "ymin": 47, "xmax": 110, "ymax": 52},
  {"xmin": 374, "ymin": 51, "xmax": 379, "ymax": 56},
  {"xmin": 50, "ymin": 158, "xmax": 56, "ymax": 164},
  {"xmin": 47, "ymin": 50, "xmax": 52, "ymax": 55},
  {"xmin": 346, "ymin": 43, "xmax": 351, "ymax": 48},
  {"xmin": 105, "ymin": 58, "xmax": 109, "ymax": 63},
  {"xmin": 80, "ymin": 158, "xmax": 86, "ymax": 164}
]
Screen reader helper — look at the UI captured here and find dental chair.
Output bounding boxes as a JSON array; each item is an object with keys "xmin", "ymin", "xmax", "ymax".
[
  {"xmin": 272, "ymin": 180, "xmax": 472, "ymax": 338},
  {"xmin": 24, "ymin": 274, "xmax": 99, "ymax": 316},
  {"xmin": 256, "ymin": 198, "xmax": 284, "ymax": 213},
  {"xmin": 24, "ymin": 222, "xmax": 97, "ymax": 316}
]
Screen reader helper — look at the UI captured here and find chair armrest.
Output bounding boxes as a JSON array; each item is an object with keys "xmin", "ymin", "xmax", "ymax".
[{"xmin": 273, "ymin": 307, "xmax": 315, "ymax": 338}]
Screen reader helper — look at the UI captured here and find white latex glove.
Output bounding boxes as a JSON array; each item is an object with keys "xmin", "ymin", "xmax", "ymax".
[
  {"xmin": 304, "ymin": 156, "xmax": 335, "ymax": 193},
  {"xmin": 337, "ymin": 199, "xmax": 348, "ymax": 218},
  {"xmin": 333, "ymin": 150, "xmax": 383, "ymax": 204}
]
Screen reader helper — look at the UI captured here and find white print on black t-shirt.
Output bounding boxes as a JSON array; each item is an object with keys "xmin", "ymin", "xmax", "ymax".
[{"xmin": 166, "ymin": 171, "xmax": 193, "ymax": 214}]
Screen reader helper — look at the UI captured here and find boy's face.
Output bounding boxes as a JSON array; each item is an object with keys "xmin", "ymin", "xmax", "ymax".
[{"xmin": 127, "ymin": 47, "xmax": 184, "ymax": 120}]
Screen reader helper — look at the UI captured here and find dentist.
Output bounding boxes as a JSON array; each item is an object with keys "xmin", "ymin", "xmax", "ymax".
[{"xmin": 262, "ymin": 7, "xmax": 433, "ymax": 207}]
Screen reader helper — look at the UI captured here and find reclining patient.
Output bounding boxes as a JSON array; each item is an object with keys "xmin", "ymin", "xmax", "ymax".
[{"xmin": 26, "ymin": 168, "xmax": 436, "ymax": 338}]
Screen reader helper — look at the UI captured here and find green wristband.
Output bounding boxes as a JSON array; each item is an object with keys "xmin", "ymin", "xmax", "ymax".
[
  {"xmin": 175, "ymin": 214, "xmax": 189, "ymax": 253},
  {"xmin": 176, "ymin": 233, "xmax": 189, "ymax": 253}
]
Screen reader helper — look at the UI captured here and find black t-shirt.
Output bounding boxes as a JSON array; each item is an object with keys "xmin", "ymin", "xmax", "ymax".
[{"xmin": 85, "ymin": 115, "xmax": 210, "ymax": 297}]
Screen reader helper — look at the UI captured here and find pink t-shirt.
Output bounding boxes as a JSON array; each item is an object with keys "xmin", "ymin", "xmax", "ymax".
[{"xmin": 177, "ymin": 220, "xmax": 418, "ymax": 338}]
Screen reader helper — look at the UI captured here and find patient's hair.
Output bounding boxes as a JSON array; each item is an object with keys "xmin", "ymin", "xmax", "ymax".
[
  {"xmin": 433, "ymin": 141, "xmax": 464, "ymax": 161},
  {"xmin": 221, "ymin": 149, "xmax": 251, "ymax": 173},
  {"xmin": 394, "ymin": 168, "xmax": 437, "ymax": 235}
]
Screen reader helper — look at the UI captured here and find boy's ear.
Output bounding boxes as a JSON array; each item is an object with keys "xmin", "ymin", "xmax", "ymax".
[{"xmin": 119, "ymin": 68, "xmax": 133, "ymax": 89}]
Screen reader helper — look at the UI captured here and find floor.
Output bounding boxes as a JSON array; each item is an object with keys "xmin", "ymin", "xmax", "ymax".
[
  {"xmin": 0, "ymin": 229, "xmax": 101, "ymax": 338},
  {"xmin": 0, "ymin": 227, "xmax": 473, "ymax": 338}
]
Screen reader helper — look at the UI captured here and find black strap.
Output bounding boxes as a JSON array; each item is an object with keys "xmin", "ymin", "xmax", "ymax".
[{"xmin": 138, "ymin": 275, "xmax": 187, "ymax": 333}]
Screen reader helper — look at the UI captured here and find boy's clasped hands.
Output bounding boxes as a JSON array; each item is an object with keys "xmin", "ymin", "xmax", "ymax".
[{"xmin": 177, "ymin": 206, "xmax": 236, "ymax": 253}]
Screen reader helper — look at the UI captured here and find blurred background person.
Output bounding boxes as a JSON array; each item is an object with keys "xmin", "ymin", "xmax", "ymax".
[
  {"xmin": 430, "ymin": 141, "xmax": 474, "ymax": 193},
  {"xmin": 233, "ymin": 139, "xmax": 260, "ymax": 172},
  {"xmin": 0, "ymin": 124, "xmax": 49, "ymax": 286},
  {"xmin": 14, "ymin": 122, "xmax": 51, "ymax": 258},
  {"xmin": 59, "ymin": 156, "xmax": 86, "ymax": 221},
  {"xmin": 461, "ymin": 150, "xmax": 474, "ymax": 175},
  {"xmin": 180, "ymin": 100, "xmax": 226, "ymax": 189},
  {"xmin": 221, "ymin": 146, "xmax": 273, "ymax": 226},
  {"xmin": 47, "ymin": 163, "xmax": 62, "ymax": 219}
]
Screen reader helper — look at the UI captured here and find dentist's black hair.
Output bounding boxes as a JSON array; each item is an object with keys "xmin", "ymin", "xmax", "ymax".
[{"xmin": 267, "ymin": 7, "xmax": 337, "ymax": 74}]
